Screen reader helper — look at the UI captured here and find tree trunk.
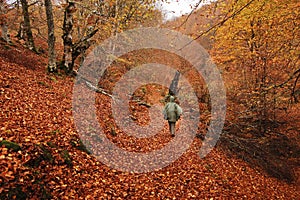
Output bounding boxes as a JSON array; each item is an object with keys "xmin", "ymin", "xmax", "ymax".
[
  {"xmin": 62, "ymin": 1, "xmax": 75, "ymax": 73},
  {"xmin": 61, "ymin": 1, "xmax": 98, "ymax": 75},
  {"xmin": 20, "ymin": 0, "xmax": 35, "ymax": 51},
  {"xmin": 164, "ymin": 71, "xmax": 180, "ymax": 103},
  {"xmin": 169, "ymin": 71, "xmax": 180, "ymax": 96},
  {"xmin": 1, "ymin": 23, "xmax": 10, "ymax": 42},
  {"xmin": 44, "ymin": 0, "xmax": 57, "ymax": 72},
  {"xmin": 0, "ymin": 1, "xmax": 11, "ymax": 43},
  {"xmin": 71, "ymin": 28, "xmax": 98, "ymax": 67},
  {"xmin": 16, "ymin": 22, "xmax": 26, "ymax": 40}
]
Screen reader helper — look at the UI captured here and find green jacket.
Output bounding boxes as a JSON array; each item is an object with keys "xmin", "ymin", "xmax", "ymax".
[{"xmin": 163, "ymin": 97, "xmax": 182, "ymax": 122}]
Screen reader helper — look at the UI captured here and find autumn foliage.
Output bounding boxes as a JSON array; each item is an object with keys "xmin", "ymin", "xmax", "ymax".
[{"xmin": 0, "ymin": 0, "xmax": 300, "ymax": 199}]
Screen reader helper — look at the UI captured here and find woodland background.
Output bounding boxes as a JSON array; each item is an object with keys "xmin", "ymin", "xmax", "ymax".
[{"xmin": 0, "ymin": 0, "xmax": 299, "ymax": 199}]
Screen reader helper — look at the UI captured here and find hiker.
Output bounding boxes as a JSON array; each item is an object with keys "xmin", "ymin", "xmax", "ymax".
[{"xmin": 163, "ymin": 96, "xmax": 182, "ymax": 137}]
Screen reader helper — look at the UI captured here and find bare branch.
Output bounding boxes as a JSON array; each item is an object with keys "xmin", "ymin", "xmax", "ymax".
[
  {"xmin": 176, "ymin": 0, "xmax": 203, "ymax": 28},
  {"xmin": 265, "ymin": 68, "xmax": 300, "ymax": 91},
  {"xmin": 179, "ymin": 0, "xmax": 256, "ymax": 50},
  {"xmin": 28, "ymin": 1, "xmax": 40, "ymax": 7}
]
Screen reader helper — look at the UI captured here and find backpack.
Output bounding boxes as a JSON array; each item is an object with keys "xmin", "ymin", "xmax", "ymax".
[{"xmin": 163, "ymin": 103, "xmax": 182, "ymax": 120}]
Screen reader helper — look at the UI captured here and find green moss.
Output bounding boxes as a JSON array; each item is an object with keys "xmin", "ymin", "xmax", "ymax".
[
  {"xmin": 61, "ymin": 150, "xmax": 72, "ymax": 166},
  {"xmin": 39, "ymin": 144, "xmax": 53, "ymax": 163},
  {"xmin": 38, "ymin": 81, "xmax": 52, "ymax": 89},
  {"xmin": 49, "ymin": 76, "xmax": 57, "ymax": 82},
  {"xmin": 110, "ymin": 127, "xmax": 117, "ymax": 137},
  {"xmin": 41, "ymin": 185, "xmax": 52, "ymax": 200},
  {"xmin": 0, "ymin": 185, "xmax": 27, "ymax": 200},
  {"xmin": 70, "ymin": 139, "xmax": 91, "ymax": 155},
  {"xmin": 51, "ymin": 129, "xmax": 60, "ymax": 135},
  {"xmin": 0, "ymin": 140, "xmax": 21, "ymax": 151},
  {"xmin": 46, "ymin": 141, "xmax": 58, "ymax": 148}
]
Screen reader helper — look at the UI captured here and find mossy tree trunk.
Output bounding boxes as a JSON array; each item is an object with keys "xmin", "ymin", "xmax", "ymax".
[
  {"xmin": 61, "ymin": 1, "xmax": 75, "ymax": 74},
  {"xmin": 61, "ymin": 1, "xmax": 98, "ymax": 74},
  {"xmin": 20, "ymin": 0, "xmax": 36, "ymax": 51},
  {"xmin": 44, "ymin": 0, "xmax": 57, "ymax": 72},
  {"xmin": 0, "ymin": 1, "xmax": 11, "ymax": 43}
]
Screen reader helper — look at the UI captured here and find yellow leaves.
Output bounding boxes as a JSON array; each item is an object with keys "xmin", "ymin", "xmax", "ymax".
[{"xmin": 213, "ymin": 0, "xmax": 299, "ymax": 74}]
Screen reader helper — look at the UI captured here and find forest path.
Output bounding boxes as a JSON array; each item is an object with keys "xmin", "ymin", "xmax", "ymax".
[{"xmin": 0, "ymin": 43, "xmax": 299, "ymax": 199}]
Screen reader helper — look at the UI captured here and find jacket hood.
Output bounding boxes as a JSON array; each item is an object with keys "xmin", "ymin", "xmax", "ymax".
[{"xmin": 170, "ymin": 96, "xmax": 175, "ymax": 102}]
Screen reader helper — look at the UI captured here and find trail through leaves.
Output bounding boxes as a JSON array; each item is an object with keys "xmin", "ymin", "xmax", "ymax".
[{"xmin": 0, "ymin": 42, "xmax": 299, "ymax": 199}]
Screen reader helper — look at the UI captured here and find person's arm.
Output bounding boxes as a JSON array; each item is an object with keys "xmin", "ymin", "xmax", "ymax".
[
  {"xmin": 175, "ymin": 104, "xmax": 182, "ymax": 120},
  {"xmin": 163, "ymin": 103, "xmax": 169, "ymax": 120}
]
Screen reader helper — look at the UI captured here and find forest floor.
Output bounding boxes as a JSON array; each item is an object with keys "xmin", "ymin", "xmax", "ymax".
[{"xmin": 0, "ymin": 40, "xmax": 299, "ymax": 199}]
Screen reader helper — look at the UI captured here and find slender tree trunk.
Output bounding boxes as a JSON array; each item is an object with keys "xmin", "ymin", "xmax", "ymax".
[
  {"xmin": 62, "ymin": 1, "xmax": 75, "ymax": 73},
  {"xmin": 44, "ymin": 0, "xmax": 57, "ymax": 72},
  {"xmin": 1, "ymin": 23, "xmax": 10, "ymax": 42},
  {"xmin": 169, "ymin": 71, "xmax": 180, "ymax": 96},
  {"xmin": 20, "ymin": 0, "xmax": 35, "ymax": 51},
  {"xmin": 16, "ymin": 22, "xmax": 26, "ymax": 40}
]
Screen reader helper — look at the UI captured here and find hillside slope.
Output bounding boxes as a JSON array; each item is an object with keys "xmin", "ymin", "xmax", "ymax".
[{"xmin": 1, "ymin": 36, "xmax": 299, "ymax": 199}]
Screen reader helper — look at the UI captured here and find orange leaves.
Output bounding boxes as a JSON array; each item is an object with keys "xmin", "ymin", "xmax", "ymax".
[{"xmin": 1, "ymin": 33, "xmax": 300, "ymax": 199}]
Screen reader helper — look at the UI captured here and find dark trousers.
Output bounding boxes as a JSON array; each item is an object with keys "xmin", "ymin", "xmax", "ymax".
[{"xmin": 168, "ymin": 121, "xmax": 176, "ymax": 136}]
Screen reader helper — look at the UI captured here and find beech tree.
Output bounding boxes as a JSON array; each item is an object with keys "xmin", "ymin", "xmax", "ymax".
[
  {"xmin": 1, "ymin": 0, "xmax": 160, "ymax": 73},
  {"xmin": 61, "ymin": 1, "xmax": 75, "ymax": 73},
  {"xmin": 60, "ymin": 0, "xmax": 99, "ymax": 74},
  {"xmin": 20, "ymin": 0, "xmax": 36, "ymax": 51},
  {"xmin": 212, "ymin": 0, "xmax": 300, "ymax": 132},
  {"xmin": 60, "ymin": 0, "xmax": 158, "ymax": 74},
  {"xmin": 0, "ymin": 0, "xmax": 11, "ymax": 43},
  {"xmin": 44, "ymin": 0, "xmax": 57, "ymax": 72}
]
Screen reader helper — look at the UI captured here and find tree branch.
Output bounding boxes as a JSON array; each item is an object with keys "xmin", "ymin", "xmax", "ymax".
[
  {"xmin": 75, "ymin": 72, "xmax": 113, "ymax": 97},
  {"xmin": 179, "ymin": 0, "xmax": 256, "ymax": 50},
  {"xmin": 265, "ymin": 68, "xmax": 300, "ymax": 91},
  {"xmin": 291, "ymin": 69, "xmax": 300, "ymax": 102},
  {"xmin": 28, "ymin": 1, "xmax": 40, "ymax": 7},
  {"xmin": 176, "ymin": 0, "xmax": 203, "ymax": 29},
  {"xmin": 75, "ymin": 72, "xmax": 153, "ymax": 107}
]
